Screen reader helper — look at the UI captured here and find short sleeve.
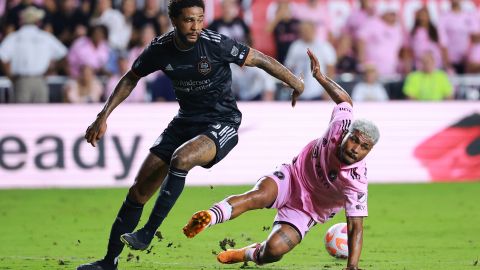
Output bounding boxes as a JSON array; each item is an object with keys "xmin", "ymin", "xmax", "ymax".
[
  {"xmin": 219, "ymin": 34, "xmax": 250, "ymax": 66},
  {"xmin": 330, "ymin": 102, "xmax": 353, "ymax": 124},
  {"xmin": 0, "ymin": 35, "xmax": 14, "ymax": 62},
  {"xmin": 48, "ymin": 34, "xmax": 68, "ymax": 60},
  {"xmin": 344, "ymin": 189, "xmax": 368, "ymax": 217},
  {"xmin": 131, "ymin": 44, "xmax": 162, "ymax": 78},
  {"xmin": 344, "ymin": 166, "xmax": 368, "ymax": 217}
]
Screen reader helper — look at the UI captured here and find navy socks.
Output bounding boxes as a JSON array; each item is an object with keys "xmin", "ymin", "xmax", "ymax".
[{"xmin": 142, "ymin": 167, "xmax": 188, "ymax": 240}]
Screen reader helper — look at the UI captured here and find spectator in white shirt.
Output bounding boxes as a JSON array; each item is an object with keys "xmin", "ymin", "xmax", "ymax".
[
  {"xmin": 351, "ymin": 64, "xmax": 389, "ymax": 102},
  {"xmin": 231, "ymin": 64, "xmax": 276, "ymax": 101},
  {"xmin": 284, "ymin": 20, "xmax": 336, "ymax": 100},
  {"xmin": 0, "ymin": 6, "xmax": 67, "ymax": 103},
  {"xmin": 91, "ymin": 0, "xmax": 131, "ymax": 50}
]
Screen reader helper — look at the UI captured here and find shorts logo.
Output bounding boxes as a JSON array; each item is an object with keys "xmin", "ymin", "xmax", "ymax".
[
  {"xmin": 230, "ymin": 46, "xmax": 239, "ymax": 57},
  {"xmin": 273, "ymin": 171, "xmax": 285, "ymax": 180},
  {"xmin": 198, "ymin": 57, "xmax": 211, "ymax": 75}
]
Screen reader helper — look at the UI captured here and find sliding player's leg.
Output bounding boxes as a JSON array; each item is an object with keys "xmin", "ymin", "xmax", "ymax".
[
  {"xmin": 217, "ymin": 223, "xmax": 301, "ymax": 264},
  {"xmin": 183, "ymin": 176, "xmax": 278, "ymax": 238}
]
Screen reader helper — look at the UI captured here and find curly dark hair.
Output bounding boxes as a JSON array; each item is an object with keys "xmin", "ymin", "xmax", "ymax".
[{"xmin": 168, "ymin": 0, "xmax": 205, "ymax": 18}]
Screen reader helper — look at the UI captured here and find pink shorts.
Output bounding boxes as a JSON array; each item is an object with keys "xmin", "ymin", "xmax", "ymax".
[{"xmin": 267, "ymin": 164, "xmax": 316, "ymax": 239}]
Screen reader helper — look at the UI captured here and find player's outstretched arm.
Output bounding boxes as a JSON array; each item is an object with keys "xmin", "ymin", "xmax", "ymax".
[
  {"xmin": 84, "ymin": 71, "xmax": 139, "ymax": 147},
  {"xmin": 307, "ymin": 49, "xmax": 353, "ymax": 106},
  {"xmin": 244, "ymin": 48, "xmax": 304, "ymax": 107},
  {"xmin": 344, "ymin": 216, "xmax": 364, "ymax": 270}
]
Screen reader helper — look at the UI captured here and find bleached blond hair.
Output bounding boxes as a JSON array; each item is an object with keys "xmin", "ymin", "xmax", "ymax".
[{"xmin": 349, "ymin": 119, "xmax": 380, "ymax": 145}]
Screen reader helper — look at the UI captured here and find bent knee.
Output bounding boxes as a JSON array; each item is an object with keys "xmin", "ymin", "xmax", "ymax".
[
  {"xmin": 128, "ymin": 184, "xmax": 150, "ymax": 204},
  {"xmin": 170, "ymin": 153, "xmax": 193, "ymax": 171}
]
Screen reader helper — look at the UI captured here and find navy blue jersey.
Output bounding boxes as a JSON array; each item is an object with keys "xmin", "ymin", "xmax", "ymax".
[{"xmin": 132, "ymin": 29, "xmax": 250, "ymax": 127}]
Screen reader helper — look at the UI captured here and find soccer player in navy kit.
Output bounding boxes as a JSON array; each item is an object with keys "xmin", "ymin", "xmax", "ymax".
[{"xmin": 78, "ymin": 1, "xmax": 304, "ymax": 269}]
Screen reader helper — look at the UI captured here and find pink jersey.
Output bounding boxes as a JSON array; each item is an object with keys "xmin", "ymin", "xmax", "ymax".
[
  {"xmin": 468, "ymin": 43, "xmax": 480, "ymax": 64},
  {"xmin": 287, "ymin": 102, "xmax": 368, "ymax": 224},
  {"xmin": 357, "ymin": 17, "xmax": 403, "ymax": 77},
  {"xmin": 343, "ymin": 9, "xmax": 373, "ymax": 39},
  {"xmin": 291, "ymin": 2, "xmax": 331, "ymax": 42},
  {"xmin": 437, "ymin": 10, "xmax": 478, "ymax": 64},
  {"xmin": 410, "ymin": 28, "xmax": 443, "ymax": 69}
]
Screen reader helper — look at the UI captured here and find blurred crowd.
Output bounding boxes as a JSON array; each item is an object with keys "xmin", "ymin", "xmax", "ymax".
[{"xmin": 0, "ymin": 0, "xmax": 479, "ymax": 104}]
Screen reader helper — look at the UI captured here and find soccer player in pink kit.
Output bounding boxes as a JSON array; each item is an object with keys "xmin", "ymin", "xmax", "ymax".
[{"xmin": 183, "ymin": 49, "xmax": 379, "ymax": 270}]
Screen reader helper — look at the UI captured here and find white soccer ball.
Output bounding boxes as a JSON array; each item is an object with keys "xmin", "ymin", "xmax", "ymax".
[{"xmin": 324, "ymin": 222, "xmax": 348, "ymax": 259}]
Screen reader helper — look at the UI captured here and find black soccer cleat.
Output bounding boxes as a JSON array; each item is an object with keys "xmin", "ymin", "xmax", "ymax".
[
  {"xmin": 76, "ymin": 260, "xmax": 117, "ymax": 270},
  {"xmin": 120, "ymin": 230, "xmax": 151, "ymax": 251}
]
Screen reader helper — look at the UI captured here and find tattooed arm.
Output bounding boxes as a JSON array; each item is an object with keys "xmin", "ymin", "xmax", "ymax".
[
  {"xmin": 244, "ymin": 48, "xmax": 304, "ymax": 107},
  {"xmin": 307, "ymin": 49, "xmax": 353, "ymax": 106},
  {"xmin": 84, "ymin": 71, "xmax": 139, "ymax": 147}
]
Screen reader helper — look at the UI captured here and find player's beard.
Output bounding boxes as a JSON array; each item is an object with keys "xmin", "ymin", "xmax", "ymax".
[
  {"xmin": 338, "ymin": 146, "xmax": 352, "ymax": 165},
  {"xmin": 338, "ymin": 138, "xmax": 354, "ymax": 165},
  {"xmin": 175, "ymin": 29, "xmax": 197, "ymax": 48}
]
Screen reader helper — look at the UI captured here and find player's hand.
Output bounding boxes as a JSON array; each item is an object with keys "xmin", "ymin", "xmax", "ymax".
[
  {"xmin": 85, "ymin": 115, "xmax": 107, "ymax": 147},
  {"xmin": 290, "ymin": 75, "xmax": 304, "ymax": 107},
  {"xmin": 307, "ymin": 48, "xmax": 326, "ymax": 82}
]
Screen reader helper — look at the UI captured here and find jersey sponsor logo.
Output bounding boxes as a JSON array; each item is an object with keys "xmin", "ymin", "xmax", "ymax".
[
  {"xmin": 339, "ymin": 107, "xmax": 352, "ymax": 113},
  {"xmin": 273, "ymin": 171, "xmax": 285, "ymax": 180},
  {"xmin": 357, "ymin": 192, "xmax": 367, "ymax": 203},
  {"xmin": 165, "ymin": 64, "xmax": 174, "ymax": 71},
  {"xmin": 350, "ymin": 168, "xmax": 361, "ymax": 180},
  {"xmin": 198, "ymin": 57, "xmax": 212, "ymax": 75},
  {"xmin": 230, "ymin": 46, "xmax": 239, "ymax": 57},
  {"xmin": 172, "ymin": 79, "xmax": 212, "ymax": 92}
]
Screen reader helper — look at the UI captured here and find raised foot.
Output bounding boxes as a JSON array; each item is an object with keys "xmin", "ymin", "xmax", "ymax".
[{"xmin": 182, "ymin": 210, "xmax": 212, "ymax": 238}]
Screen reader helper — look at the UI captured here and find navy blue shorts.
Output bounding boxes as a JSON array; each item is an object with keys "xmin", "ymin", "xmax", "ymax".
[{"xmin": 150, "ymin": 119, "xmax": 239, "ymax": 169}]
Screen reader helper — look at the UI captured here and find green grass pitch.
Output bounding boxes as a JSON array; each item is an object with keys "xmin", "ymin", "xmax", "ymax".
[{"xmin": 0, "ymin": 182, "xmax": 479, "ymax": 270}]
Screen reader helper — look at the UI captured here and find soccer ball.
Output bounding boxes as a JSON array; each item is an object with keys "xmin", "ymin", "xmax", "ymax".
[{"xmin": 324, "ymin": 222, "xmax": 348, "ymax": 259}]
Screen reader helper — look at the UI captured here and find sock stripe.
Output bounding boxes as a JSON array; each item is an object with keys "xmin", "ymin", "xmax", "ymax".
[
  {"xmin": 213, "ymin": 205, "xmax": 224, "ymax": 223},
  {"xmin": 169, "ymin": 168, "xmax": 188, "ymax": 178},
  {"xmin": 211, "ymin": 208, "xmax": 218, "ymax": 224},
  {"xmin": 210, "ymin": 206, "xmax": 222, "ymax": 224}
]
